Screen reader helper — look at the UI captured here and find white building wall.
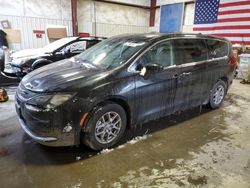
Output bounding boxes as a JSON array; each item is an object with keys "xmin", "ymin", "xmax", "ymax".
[
  {"xmin": 157, "ymin": 0, "xmax": 193, "ymax": 6},
  {"xmin": 103, "ymin": 0, "xmax": 150, "ymax": 7},
  {"xmin": 0, "ymin": 0, "xmax": 72, "ymax": 50},
  {"xmin": 183, "ymin": 3, "xmax": 195, "ymax": 33},
  {"xmin": 77, "ymin": 0, "xmax": 150, "ymax": 37}
]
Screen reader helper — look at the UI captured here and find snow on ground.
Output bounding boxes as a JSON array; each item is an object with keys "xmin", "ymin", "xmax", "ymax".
[{"xmin": 98, "ymin": 134, "xmax": 152, "ymax": 155}]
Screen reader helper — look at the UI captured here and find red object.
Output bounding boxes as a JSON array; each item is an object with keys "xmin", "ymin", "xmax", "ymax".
[
  {"xmin": 149, "ymin": 0, "xmax": 156, "ymax": 27},
  {"xmin": 193, "ymin": 0, "xmax": 250, "ymax": 45},
  {"xmin": 218, "ymin": 8, "xmax": 250, "ymax": 15},
  {"xmin": 219, "ymin": 1, "xmax": 250, "ymax": 7},
  {"xmin": 80, "ymin": 112, "xmax": 89, "ymax": 126},
  {"xmin": 79, "ymin": 33, "xmax": 90, "ymax": 37},
  {"xmin": 229, "ymin": 55, "xmax": 237, "ymax": 69},
  {"xmin": 36, "ymin": 33, "xmax": 42, "ymax": 38},
  {"xmin": 33, "ymin": 30, "xmax": 45, "ymax": 34},
  {"xmin": 71, "ymin": 0, "xmax": 78, "ymax": 36},
  {"xmin": 33, "ymin": 30, "xmax": 45, "ymax": 38}
]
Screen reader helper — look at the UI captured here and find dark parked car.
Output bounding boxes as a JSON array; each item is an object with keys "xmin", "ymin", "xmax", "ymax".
[
  {"xmin": 15, "ymin": 33, "xmax": 237, "ymax": 150},
  {"xmin": 0, "ymin": 48, "xmax": 19, "ymax": 86},
  {"xmin": 10, "ymin": 36, "xmax": 106, "ymax": 77}
]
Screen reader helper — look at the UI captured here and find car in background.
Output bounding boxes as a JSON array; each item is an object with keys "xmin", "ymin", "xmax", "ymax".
[
  {"xmin": 0, "ymin": 48, "xmax": 20, "ymax": 86},
  {"xmin": 9, "ymin": 36, "xmax": 106, "ymax": 77},
  {"xmin": 15, "ymin": 33, "xmax": 237, "ymax": 150}
]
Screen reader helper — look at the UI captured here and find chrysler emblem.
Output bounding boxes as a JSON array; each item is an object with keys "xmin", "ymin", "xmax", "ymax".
[{"xmin": 25, "ymin": 83, "xmax": 34, "ymax": 90}]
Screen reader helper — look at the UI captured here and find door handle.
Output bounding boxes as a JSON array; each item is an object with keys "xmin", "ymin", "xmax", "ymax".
[
  {"xmin": 175, "ymin": 72, "xmax": 192, "ymax": 83},
  {"xmin": 181, "ymin": 72, "xmax": 192, "ymax": 76},
  {"xmin": 172, "ymin": 72, "xmax": 191, "ymax": 80}
]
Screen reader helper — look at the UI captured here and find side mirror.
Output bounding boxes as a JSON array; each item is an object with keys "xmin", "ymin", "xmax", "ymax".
[
  {"xmin": 139, "ymin": 63, "xmax": 163, "ymax": 77},
  {"xmin": 146, "ymin": 63, "xmax": 163, "ymax": 72}
]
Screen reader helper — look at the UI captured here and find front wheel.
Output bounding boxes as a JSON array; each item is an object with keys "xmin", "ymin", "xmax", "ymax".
[
  {"xmin": 83, "ymin": 102, "xmax": 127, "ymax": 150},
  {"xmin": 208, "ymin": 80, "xmax": 227, "ymax": 109}
]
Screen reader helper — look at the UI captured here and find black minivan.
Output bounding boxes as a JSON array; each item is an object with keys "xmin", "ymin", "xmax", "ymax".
[{"xmin": 15, "ymin": 33, "xmax": 236, "ymax": 150}]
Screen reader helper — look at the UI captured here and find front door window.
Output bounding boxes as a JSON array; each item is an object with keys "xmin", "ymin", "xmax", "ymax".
[{"xmin": 136, "ymin": 41, "xmax": 174, "ymax": 69}]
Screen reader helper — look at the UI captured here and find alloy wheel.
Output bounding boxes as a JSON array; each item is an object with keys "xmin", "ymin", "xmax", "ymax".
[
  {"xmin": 95, "ymin": 111, "xmax": 122, "ymax": 144},
  {"xmin": 213, "ymin": 85, "xmax": 225, "ymax": 105}
]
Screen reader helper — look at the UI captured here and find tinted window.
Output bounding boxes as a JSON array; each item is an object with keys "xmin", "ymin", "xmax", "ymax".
[
  {"xmin": 77, "ymin": 37, "xmax": 147, "ymax": 69},
  {"xmin": 207, "ymin": 39, "xmax": 228, "ymax": 59},
  {"xmin": 173, "ymin": 39, "xmax": 207, "ymax": 65},
  {"xmin": 86, "ymin": 40, "xmax": 100, "ymax": 49},
  {"xmin": 136, "ymin": 41, "xmax": 174, "ymax": 68}
]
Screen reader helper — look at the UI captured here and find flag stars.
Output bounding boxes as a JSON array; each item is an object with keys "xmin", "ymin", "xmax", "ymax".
[{"xmin": 194, "ymin": 0, "xmax": 219, "ymax": 24}]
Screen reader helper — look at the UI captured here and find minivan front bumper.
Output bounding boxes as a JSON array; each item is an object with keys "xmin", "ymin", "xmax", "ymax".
[
  {"xmin": 15, "ymin": 84, "xmax": 91, "ymax": 147},
  {"xmin": 19, "ymin": 118, "xmax": 58, "ymax": 142},
  {"xmin": 15, "ymin": 100, "xmax": 79, "ymax": 147}
]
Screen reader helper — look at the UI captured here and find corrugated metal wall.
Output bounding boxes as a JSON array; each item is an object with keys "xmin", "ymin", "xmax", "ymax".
[
  {"xmin": 94, "ymin": 22, "xmax": 150, "ymax": 37},
  {"xmin": 0, "ymin": 15, "xmax": 72, "ymax": 51},
  {"xmin": 77, "ymin": 0, "xmax": 151, "ymax": 37}
]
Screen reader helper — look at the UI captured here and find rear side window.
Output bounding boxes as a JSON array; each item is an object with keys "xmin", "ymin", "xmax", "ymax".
[
  {"xmin": 207, "ymin": 39, "xmax": 228, "ymax": 59},
  {"xmin": 173, "ymin": 39, "xmax": 207, "ymax": 65}
]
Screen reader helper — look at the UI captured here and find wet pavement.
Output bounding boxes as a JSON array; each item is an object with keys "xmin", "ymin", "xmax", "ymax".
[{"xmin": 0, "ymin": 80, "xmax": 250, "ymax": 188}]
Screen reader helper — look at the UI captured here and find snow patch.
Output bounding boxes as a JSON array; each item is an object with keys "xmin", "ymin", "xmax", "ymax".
[
  {"xmin": 117, "ymin": 145, "xmax": 125, "ymax": 149},
  {"xmin": 76, "ymin": 156, "xmax": 81, "ymax": 161},
  {"xmin": 99, "ymin": 148, "xmax": 114, "ymax": 155},
  {"xmin": 71, "ymin": 182, "xmax": 82, "ymax": 188},
  {"xmin": 98, "ymin": 134, "xmax": 152, "ymax": 155},
  {"xmin": 127, "ymin": 135, "xmax": 152, "ymax": 145}
]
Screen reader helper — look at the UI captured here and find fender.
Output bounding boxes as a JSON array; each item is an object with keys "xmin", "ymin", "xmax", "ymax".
[
  {"xmin": 81, "ymin": 95, "xmax": 133, "ymax": 133},
  {"xmin": 32, "ymin": 58, "xmax": 53, "ymax": 70}
]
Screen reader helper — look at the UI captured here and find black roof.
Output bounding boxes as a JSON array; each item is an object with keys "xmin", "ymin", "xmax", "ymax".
[
  {"xmin": 111, "ymin": 32, "xmax": 229, "ymax": 43},
  {"xmin": 78, "ymin": 36, "xmax": 107, "ymax": 41}
]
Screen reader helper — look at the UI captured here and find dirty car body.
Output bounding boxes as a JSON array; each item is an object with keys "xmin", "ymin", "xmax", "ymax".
[
  {"xmin": 10, "ymin": 36, "xmax": 105, "ymax": 77},
  {"xmin": 15, "ymin": 33, "xmax": 236, "ymax": 149}
]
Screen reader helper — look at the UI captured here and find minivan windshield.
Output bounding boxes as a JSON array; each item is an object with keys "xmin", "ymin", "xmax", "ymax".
[{"xmin": 76, "ymin": 37, "xmax": 147, "ymax": 69}]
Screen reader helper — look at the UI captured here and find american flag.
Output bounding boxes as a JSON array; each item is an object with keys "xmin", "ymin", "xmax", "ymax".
[{"xmin": 193, "ymin": 0, "xmax": 250, "ymax": 45}]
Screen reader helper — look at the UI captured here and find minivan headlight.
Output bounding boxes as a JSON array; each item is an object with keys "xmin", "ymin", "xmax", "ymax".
[
  {"xmin": 49, "ymin": 94, "xmax": 73, "ymax": 107},
  {"xmin": 28, "ymin": 93, "xmax": 75, "ymax": 108}
]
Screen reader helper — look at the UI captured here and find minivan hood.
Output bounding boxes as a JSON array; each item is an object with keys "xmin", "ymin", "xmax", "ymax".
[{"xmin": 21, "ymin": 58, "xmax": 103, "ymax": 92}]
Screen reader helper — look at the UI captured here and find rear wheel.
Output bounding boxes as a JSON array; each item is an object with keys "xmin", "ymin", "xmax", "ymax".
[
  {"xmin": 83, "ymin": 102, "xmax": 127, "ymax": 150},
  {"xmin": 208, "ymin": 80, "xmax": 227, "ymax": 109}
]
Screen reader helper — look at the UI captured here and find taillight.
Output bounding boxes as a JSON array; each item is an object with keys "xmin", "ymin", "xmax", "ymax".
[{"xmin": 229, "ymin": 55, "xmax": 237, "ymax": 69}]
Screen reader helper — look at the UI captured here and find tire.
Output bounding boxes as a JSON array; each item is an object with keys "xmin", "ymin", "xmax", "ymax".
[
  {"xmin": 83, "ymin": 102, "xmax": 127, "ymax": 150},
  {"xmin": 208, "ymin": 80, "xmax": 227, "ymax": 109}
]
